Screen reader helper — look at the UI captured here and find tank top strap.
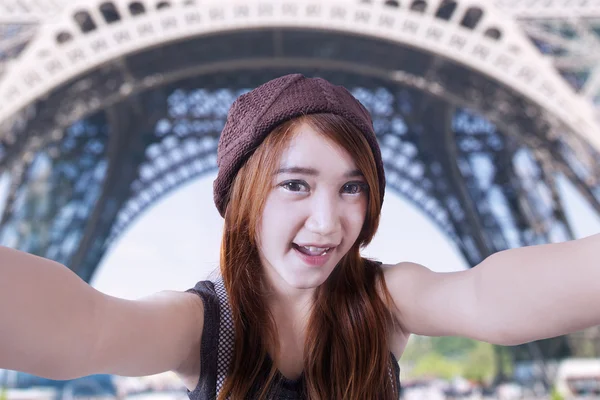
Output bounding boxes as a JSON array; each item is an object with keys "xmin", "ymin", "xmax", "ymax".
[{"xmin": 212, "ymin": 278, "xmax": 235, "ymax": 399}]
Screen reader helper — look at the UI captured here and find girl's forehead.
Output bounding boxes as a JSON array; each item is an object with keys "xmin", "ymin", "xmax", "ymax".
[{"xmin": 277, "ymin": 125, "xmax": 358, "ymax": 171}]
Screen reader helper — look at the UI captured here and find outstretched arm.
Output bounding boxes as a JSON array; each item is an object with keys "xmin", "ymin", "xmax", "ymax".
[
  {"xmin": 385, "ymin": 233, "xmax": 600, "ymax": 345},
  {"xmin": 471, "ymin": 232, "xmax": 600, "ymax": 344},
  {"xmin": 0, "ymin": 246, "xmax": 204, "ymax": 380}
]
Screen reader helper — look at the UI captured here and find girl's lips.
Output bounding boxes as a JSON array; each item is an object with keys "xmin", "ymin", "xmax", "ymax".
[{"xmin": 293, "ymin": 246, "xmax": 334, "ymax": 267}]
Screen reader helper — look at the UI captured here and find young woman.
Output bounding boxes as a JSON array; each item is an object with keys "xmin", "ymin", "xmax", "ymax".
[{"xmin": 1, "ymin": 74, "xmax": 599, "ymax": 400}]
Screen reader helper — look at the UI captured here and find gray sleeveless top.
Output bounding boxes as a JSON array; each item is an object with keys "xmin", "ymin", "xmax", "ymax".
[{"xmin": 185, "ymin": 279, "xmax": 401, "ymax": 399}]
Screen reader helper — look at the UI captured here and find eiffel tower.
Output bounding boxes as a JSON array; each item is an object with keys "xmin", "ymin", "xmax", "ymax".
[{"xmin": 1, "ymin": 0, "xmax": 599, "ymax": 374}]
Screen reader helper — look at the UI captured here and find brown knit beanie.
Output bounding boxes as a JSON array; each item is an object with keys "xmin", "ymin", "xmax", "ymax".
[{"xmin": 213, "ymin": 73, "xmax": 386, "ymax": 217}]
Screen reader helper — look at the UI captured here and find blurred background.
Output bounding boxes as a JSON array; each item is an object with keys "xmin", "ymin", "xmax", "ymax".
[{"xmin": 2, "ymin": 0, "xmax": 600, "ymax": 399}]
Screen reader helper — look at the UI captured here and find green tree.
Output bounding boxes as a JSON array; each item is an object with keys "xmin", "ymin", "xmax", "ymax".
[
  {"xmin": 462, "ymin": 341, "xmax": 496, "ymax": 382},
  {"xmin": 431, "ymin": 337, "xmax": 477, "ymax": 358},
  {"xmin": 411, "ymin": 353, "xmax": 463, "ymax": 380},
  {"xmin": 550, "ymin": 387, "xmax": 564, "ymax": 400},
  {"xmin": 402, "ymin": 336, "xmax": 513, "ymax": 383}
]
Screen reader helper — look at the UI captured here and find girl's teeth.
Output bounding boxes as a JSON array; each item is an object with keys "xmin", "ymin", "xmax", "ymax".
[
  {"xmin": 300, "ymin": 246, "xmax": 330, "ymax": 256},
  {"xmin": 305, "ymin": 246, "xmax": 325, "ymax": 252}
]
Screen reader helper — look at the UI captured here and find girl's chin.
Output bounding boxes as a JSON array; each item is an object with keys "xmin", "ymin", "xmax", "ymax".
[
  {"xmin": 262, "ymin": 254, "xmax": 340, "ymax": 288},
  {"xmin": 283, "ymin": 277, "xmax": 328, "ymax": 291},
  {"xmin": 282, "ymin": 267, "xmax": 334, "ymax": 288}
]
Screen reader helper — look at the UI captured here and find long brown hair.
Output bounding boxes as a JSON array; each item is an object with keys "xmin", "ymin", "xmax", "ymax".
[{"xmin": 219, "ymin": 113, "xmax": 399, "ymax": 399}]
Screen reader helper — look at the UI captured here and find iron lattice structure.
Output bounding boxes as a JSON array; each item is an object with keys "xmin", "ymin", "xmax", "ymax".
[{"xmin": 1, "ymin": 0, "xmax": 600, "ymax": 367}]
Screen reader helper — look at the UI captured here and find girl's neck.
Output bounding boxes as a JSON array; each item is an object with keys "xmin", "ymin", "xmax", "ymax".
[
  {"xmin": 262, "ymin": 276, "xmax": 315, "ymax": 325},
  {"xmin": 261, "ymin": 265, "xmax": 316, "ymax": 313},
  {"xmin": 266, "ymin": 283, "xmax": 314, "ymax": 316}
]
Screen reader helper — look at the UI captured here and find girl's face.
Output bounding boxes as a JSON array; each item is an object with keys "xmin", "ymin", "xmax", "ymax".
[{"xmin": 257, "ymin": 123, "xmax": 369, "ymax": 293}]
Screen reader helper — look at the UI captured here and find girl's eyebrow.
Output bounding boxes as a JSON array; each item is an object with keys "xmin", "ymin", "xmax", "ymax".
[{"xmin": 275, "ymin": 166, "xmax": 364, "ymax": 178}]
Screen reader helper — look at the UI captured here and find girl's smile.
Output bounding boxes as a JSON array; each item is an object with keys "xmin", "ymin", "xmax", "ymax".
[{"xmin": 291, "ymin": 242, "xmax": 336, "ymax": 267}]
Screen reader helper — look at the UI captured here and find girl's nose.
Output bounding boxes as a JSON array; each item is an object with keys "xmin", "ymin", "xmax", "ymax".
[{"xmin": 305, "ymin": 193, "xmax": 340, "ymax": 236}]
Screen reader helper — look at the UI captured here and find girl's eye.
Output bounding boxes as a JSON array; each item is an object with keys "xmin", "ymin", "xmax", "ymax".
[
  {"xmin": 280, "ymin": 180, "xmax": 309, "ymax": 192},
  {"xmin": 342, "ymin": 182, "xmax": 368, "ymax": 195}
]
